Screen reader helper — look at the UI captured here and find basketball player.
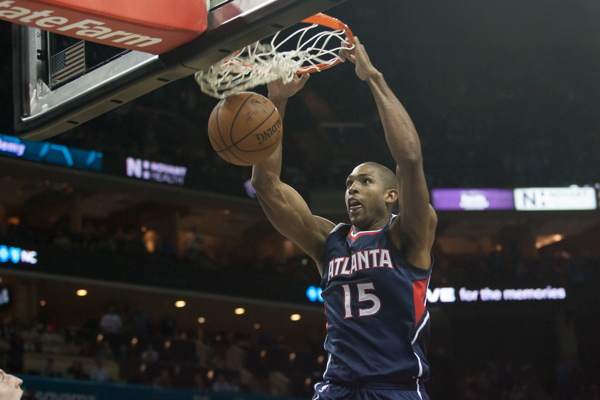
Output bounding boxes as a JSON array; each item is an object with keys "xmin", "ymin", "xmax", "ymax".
[
  {"xmin": 0, "ymin": 370, "xmax": 23, "ymax": 400},
  {"xmin": 251, "ymin": 37, "xmax": 437, "ymax": 400}
]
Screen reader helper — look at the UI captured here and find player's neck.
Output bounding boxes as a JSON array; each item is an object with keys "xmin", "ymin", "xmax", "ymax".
[{"xmin": 352, "ymin": 217, "xmax": 390, "ymax": 234}]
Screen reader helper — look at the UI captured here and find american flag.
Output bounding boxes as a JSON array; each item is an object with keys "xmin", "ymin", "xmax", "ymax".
[{"xmin": 51, "ymin": 41, "xmax": 85, "ymax": 86}]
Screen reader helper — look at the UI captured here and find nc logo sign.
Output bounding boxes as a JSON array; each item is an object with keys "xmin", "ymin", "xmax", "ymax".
[{"xmin": 0, "ymin": 245, "xmax": 37, "ymax": 264}]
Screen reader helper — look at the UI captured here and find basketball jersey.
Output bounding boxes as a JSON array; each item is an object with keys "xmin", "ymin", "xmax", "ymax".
[{"xmin": 320, "ymin": 216, "xmax": 433, "ymax": 390}]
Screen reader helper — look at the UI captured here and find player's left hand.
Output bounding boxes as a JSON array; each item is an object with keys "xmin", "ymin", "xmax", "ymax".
[
  {"xmin": 268, "ymin": 74, "xmax": 310, "ymax": 99},
  {"xmin": 340, "ymin": 37, "xmax": 379, "ymax": 81}
]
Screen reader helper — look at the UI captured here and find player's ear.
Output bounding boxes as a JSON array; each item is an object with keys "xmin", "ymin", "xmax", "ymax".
[{"xmin": 385, "ymin": 189, "xmax": 399, "ymax": 205}]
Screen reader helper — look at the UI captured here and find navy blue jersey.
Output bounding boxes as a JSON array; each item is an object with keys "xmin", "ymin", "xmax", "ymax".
[{"xmin": 320, "ymin": 216, "xmax": 433, "ymax": 391}]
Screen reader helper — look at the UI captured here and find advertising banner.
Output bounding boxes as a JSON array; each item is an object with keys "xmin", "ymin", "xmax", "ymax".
[
  {"xmin": 427, "ymin": 286, "xmax": 567, "ymax": 304},
  {"xmin": 432, "ymin": 189, "xmax": 515, "ymax": 210},
  {"xmin": 0, "ymin": 133, "xmax": 102, "ymax": 171},
  {"xmin": 514, "ymin": 187, "xmax": 597, "ymax": 211}
]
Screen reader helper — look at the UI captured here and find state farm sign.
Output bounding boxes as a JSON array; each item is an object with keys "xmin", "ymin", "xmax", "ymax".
[{"xmin": 0, "ymin": 0, "xmax": 207, "ymax": 54}]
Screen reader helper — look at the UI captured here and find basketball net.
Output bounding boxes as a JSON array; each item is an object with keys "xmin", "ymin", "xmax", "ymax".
[{"xmin": 195, "ymin": 13, "xmax": 354, "ymax": 99}]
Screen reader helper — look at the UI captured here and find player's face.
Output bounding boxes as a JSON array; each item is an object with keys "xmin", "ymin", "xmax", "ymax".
[
  {"xmin": 345, "ymin": 164, "xmax": 390, "ymax": 230},
  {"xmin": 0, "ymin": 370, "xmax": 23, "ymax": 400}
]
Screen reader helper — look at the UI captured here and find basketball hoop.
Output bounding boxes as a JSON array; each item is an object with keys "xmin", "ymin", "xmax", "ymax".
[{"xmin": 195, "ymin": 13, "xmax": 354, "ymax": 99}]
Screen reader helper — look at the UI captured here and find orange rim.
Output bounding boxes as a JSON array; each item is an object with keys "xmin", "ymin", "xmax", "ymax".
[
  {"xmin": 219, "ymin": 13, "xmax": 354, "ymax": 74},
  {"xmin": 297, "ymin": 13, "xmax": 354, "ymax": 74}
]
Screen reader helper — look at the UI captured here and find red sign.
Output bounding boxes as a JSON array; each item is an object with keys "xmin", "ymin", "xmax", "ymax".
[{"xmin": 0, "ymin": 0, "xmax": 207, "ymax": 54}]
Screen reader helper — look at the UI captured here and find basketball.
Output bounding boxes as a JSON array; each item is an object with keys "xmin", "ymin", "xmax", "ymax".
[{"xmin": 208, "ymin": 92, "xmax": 282, "ymax": 166}]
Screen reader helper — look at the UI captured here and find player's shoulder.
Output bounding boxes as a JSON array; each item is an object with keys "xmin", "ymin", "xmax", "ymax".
[{"xmin": 323, "ymin": 222, "xmax": 353, "ymax": 245}]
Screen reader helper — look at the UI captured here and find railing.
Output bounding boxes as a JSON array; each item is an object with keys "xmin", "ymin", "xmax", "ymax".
[{"xmin": 20, "ymin": 375, "xmax": 307, "ymax": 400}]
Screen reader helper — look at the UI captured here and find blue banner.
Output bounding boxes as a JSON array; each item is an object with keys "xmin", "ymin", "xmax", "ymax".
[
  {"xmin": 19, "ymin": 376, "xmax": 306, "ymax": 400},
  {"xmin": 0, "ymin": 134, "xmax": 102, "ymax": 171}
]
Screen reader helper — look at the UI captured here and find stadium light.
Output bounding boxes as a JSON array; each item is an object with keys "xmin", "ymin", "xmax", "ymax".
[
  {"xmin": 290, "ymin": 314, "xmax": 301, "ymax": 321},
  {"xmin": 234, "ymin": 308, "xmax": 245, "ymax": 315},
  {"xmin": 198, "ymin": 317, "xmax": 206, "ymax": 323},
  {"xmin": 175, "ymin": 300, "xmax": 186, "ymax": 308},
  {"xmin": 76, "ymin": 289, "xmax": 87, "ymax": 296}
]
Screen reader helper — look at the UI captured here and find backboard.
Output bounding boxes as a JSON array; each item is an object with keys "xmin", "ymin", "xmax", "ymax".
[{"xmin": 11, "ymin": 0, "xmax": 347, "ymax": 141}]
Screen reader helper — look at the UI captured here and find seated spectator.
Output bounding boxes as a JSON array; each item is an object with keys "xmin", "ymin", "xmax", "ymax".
[
  {"xmin": 212, "ymin": 374, "xmax": 232, "ymax": 393},
  {"xmin": 195, "ymin": 328, "xmax": 210, "ymax": 368},
  {"xmin": 172, "ymin": 365, "xmax": 187, "ymax": 389},
  {"xmin": 226, "ymin": 334, "xmax": 245, "ymax": 372},
  {"xmin": 193, "ymin": 373, "xmax": 205, "ymax": 391},
  {"xmin": 100, "ymin": 306, "xmax": 122, "ymax": 334},
  {"xmin": 66, "ymin": 360, "xmax": 87, "ymax": 380},
  {"xmin": 117, "ymin": 344, "xmax": 130, "ymax": 363},
  {"xmin": 153, "ymin": 369, "xmax": 172, "ymax": 389},
  {"xmin": 40, "ymin": 358, "xmax": 61, "ymax": 378},
  {"xmin": 22, "ymin": 387, "xmax": 36, "ymax": 400},
  {"xmin": 90, "ymin": 358, "xmax": 110, "ymax": 382},
  {"xmin": 141, "ymin": 344, "xmax": 158, "ymax": 363},
  {"xmin": 64, "ymin": 341, "xmax": 80, "ymax": 356},
  {"xmin": 127, "ymin": 364, "xmax": 149, "ymax": 385},
  {"xmin": 79, "ymin": 342, "xmax": 94, "ymax": 357},
  {"xmin": 97, "ymin": 341, "xmax": 115, "ymax": 361}
]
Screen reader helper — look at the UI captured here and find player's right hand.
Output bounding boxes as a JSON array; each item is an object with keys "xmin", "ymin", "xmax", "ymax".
[
  {"xmin": 340, "ymin": 37, "xmax": 380, "ymax": 81},
  {"xmin": 267, "ymin": 74, "xmax": 310, "ymax": 99}
]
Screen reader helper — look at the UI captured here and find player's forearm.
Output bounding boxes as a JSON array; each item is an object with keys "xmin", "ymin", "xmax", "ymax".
[
  {"xmin": 251, "ymin": 141, "xmax": 283, "ymax": 189},
  {"xmin": 269, "ymin": 95, "xmax": 288, "ymax": 121},
  {"xmin": 366, "ymin": 72, "xmax": 423, "ymax": 165}
]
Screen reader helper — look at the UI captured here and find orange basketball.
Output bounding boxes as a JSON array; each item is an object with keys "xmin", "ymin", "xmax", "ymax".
[{"xmin": 208, "ymin": 92, "xmax": 282, "ymax": 166}]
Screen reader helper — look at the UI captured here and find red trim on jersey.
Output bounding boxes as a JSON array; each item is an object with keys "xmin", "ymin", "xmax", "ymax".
[
  {"xmin": 412, "ymin": 277, "xmax": 429, "ymax": 326},
  {"xmin": 347, "ymin": 228, "xmax": 381, "ymax": 242}
]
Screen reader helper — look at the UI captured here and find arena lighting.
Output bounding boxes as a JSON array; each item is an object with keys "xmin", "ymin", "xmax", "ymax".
[
  {"xmin": 234, "ymin": 308, "xmax": 245, "ymax": 315},
  {"xmin": 290, "ymin": 314, "xmax": 301, "ymax": 321},
  {"xmin": 175, "ymin": 300, "xmax": 186, "ymax": 308},
  {"xmin": 253, "ymin": 323, "xmax": 260, "ymax": 329},
  {"xmin": 197, "ymin": 317, "xmax": 206, "ymax": 324},
  {"xmin": 427, "ymin": 286, "xmax": 567, "ymax": 303},
  {"xmin": 535, "ymin": 234, "xmax": 564, "ymax": 249},
  {"xmin": 76, "ymin": 289, "xmax": 87, "ymax": 296},
  {"xmin": 39, "ymin": 300, "xmax": 46, "ymax": 306}
]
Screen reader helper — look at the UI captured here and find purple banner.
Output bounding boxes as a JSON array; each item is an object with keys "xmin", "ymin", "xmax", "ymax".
[{"xmin": 432, "ymin": 189, "xmax": 515, "ymax": 211}]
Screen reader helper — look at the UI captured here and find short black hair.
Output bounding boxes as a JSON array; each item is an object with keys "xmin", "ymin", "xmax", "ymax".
[{"xmin": 362, "ymin": 162, "xmax": 397, "ymax": 191}]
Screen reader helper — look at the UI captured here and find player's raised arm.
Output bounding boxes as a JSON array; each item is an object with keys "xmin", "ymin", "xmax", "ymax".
[
  {"xmin": 341, "ymin": 38, "xmax": 437, "ymax": 270},
  {"xmin": 251, "ymin": 76, "xmax": 335, "ymax": 276}
]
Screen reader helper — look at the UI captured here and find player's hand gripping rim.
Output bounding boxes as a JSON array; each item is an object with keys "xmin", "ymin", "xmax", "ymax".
[{"xmin": 339, "ymin": 37, "xmax": 380, "ymax": 81}]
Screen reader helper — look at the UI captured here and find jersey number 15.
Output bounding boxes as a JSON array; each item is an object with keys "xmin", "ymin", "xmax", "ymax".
[{"xmin": 341, "ymin": 282, "xmax": 381, "ymax": 318}]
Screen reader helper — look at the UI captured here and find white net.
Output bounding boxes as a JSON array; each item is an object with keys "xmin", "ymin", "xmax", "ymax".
[{"xmin": 195, "ymin": 23, "xmax": 352, "ymax": 99}]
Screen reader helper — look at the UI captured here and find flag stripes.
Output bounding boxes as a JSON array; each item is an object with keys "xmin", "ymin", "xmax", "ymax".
[{"xmin": 51, "ymin": 41, "xmax": 85, "ymax": 86}]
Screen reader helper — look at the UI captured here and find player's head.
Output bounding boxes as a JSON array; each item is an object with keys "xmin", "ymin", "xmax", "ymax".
[
  {"xmin": 0, "ymin": 370, "xmax": 23, "ymax": 400},
  {"xmin": 345, "ymin": 162, "xmax": 398, "ymax": 230}
]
